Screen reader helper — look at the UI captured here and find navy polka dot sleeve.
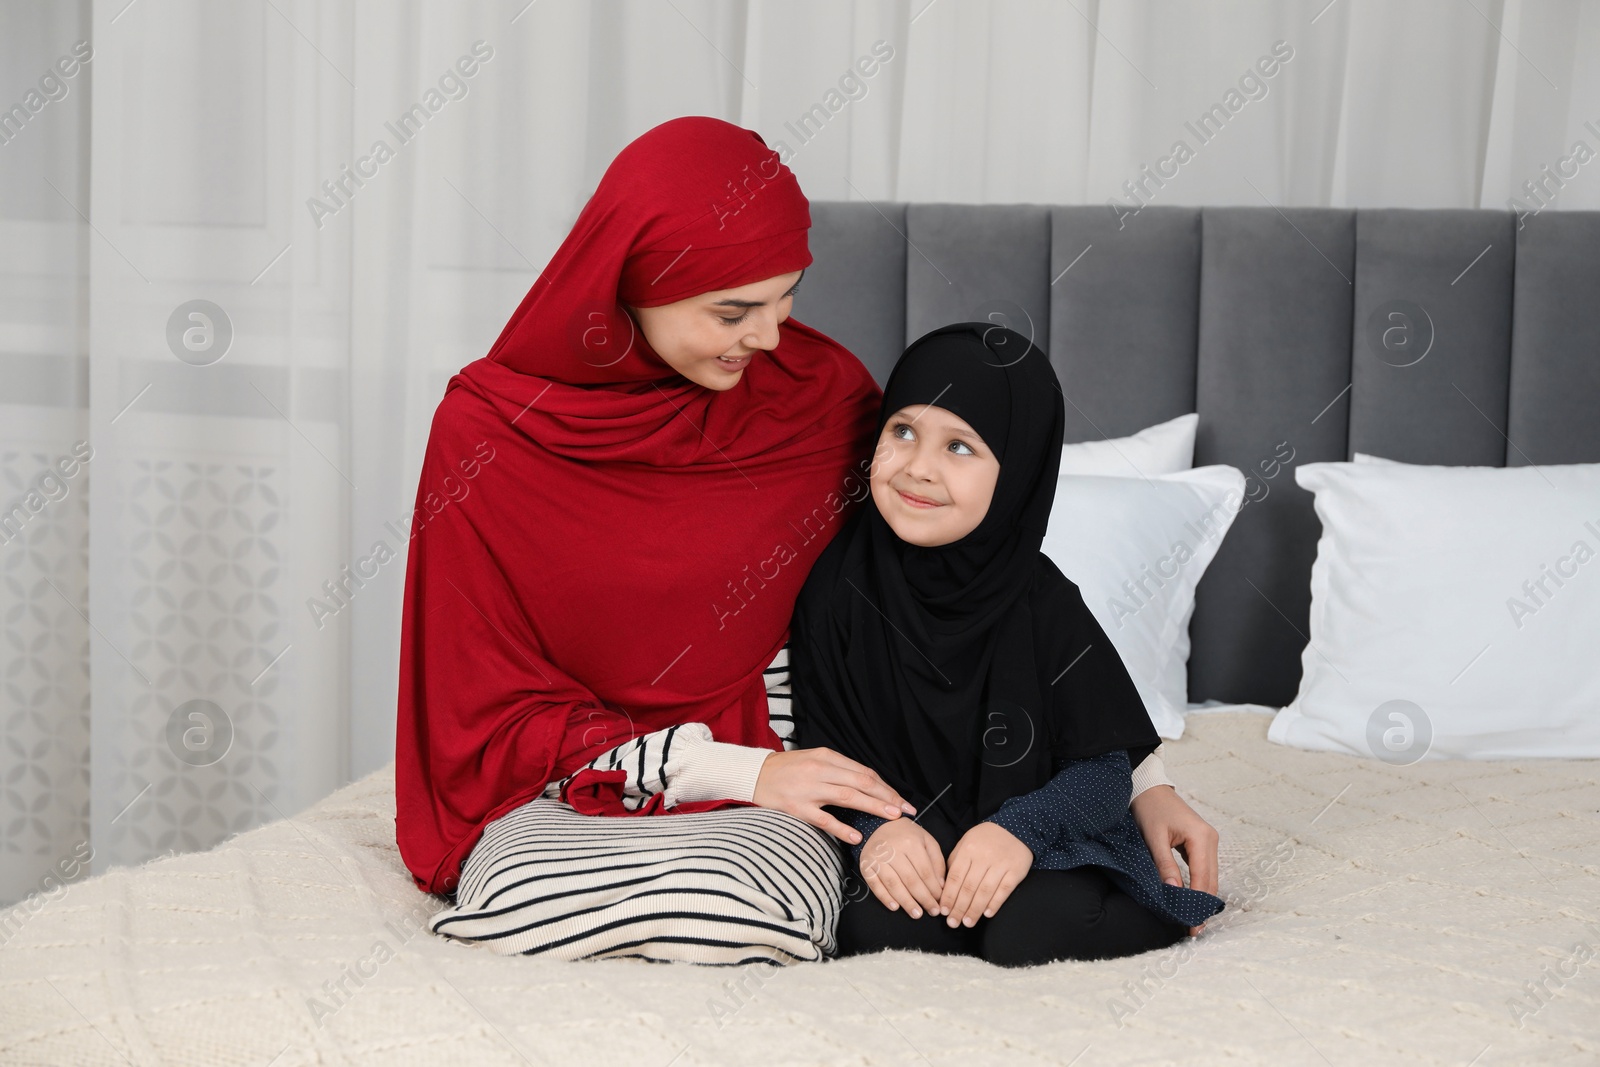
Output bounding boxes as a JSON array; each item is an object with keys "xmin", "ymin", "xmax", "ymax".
[{"xmin": 982, "ymin": 749, "xmax": 1132, "ymax": 857}]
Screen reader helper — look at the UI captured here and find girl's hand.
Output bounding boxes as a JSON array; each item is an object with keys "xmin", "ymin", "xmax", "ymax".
[
  {"xmin": 937, "ymin": 822, "xmax": 1032, "ymax": 927},
  {"xmin": 752, "ymin": 748, "xmax": 917, "ymax": 845},
  {"xmin": 1129, "ymin": 784, "xmax": 1219, "ymax": 936},
  {"xmin": 859, "ymin": 817, "xmax": 945, "ymax": 919}
]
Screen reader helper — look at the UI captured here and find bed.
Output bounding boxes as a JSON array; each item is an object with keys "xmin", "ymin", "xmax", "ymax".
[
  {"xmin": 3, "ymin": 708, "xmax": 1596, "ymax": 1065},
  {"xmin": 4, "ymin": 203, "xmax": 1598, "ymax": 1065}
]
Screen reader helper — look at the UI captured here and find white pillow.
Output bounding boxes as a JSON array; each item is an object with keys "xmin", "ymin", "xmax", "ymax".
[
  {"xmin": 1042, "ymin": 464, "xmax": 1247, "ymax": 739},
  {"xmin": 1270, "ymin": 457, "xmax": 1600, "ymax": 761},
  {"xmin": 1059, "ymin": 412, "xmax": 1197, "ymax": 477}
]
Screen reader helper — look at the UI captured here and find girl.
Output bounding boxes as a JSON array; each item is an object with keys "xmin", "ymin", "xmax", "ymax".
[{"xmin": 790, "ymin": 322, "xmax": 1226, "ymax": 967}]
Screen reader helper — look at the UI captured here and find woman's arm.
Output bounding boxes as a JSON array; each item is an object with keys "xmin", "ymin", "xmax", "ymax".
[
  {"xmin": 548, "ymin": 642, "xmax": 915, "ymax": 851},
  {"xmin": 542, "ymin": 722, "xmax": 775, "ymax": 808},
  {"xmin": 1124, "ymin": 743, "xmax": 1219, "ymax": 934},
  {"xmin": 1130, "ymin": 784, "xmax": 1220, "ymax": 919},
  {"xmin": 544, "ymin": 642, "xmax": 801, "ymax": 807},
  {"xmin": 1130, "ymin": 745, "xmax": 1175, "ymax": 796}
]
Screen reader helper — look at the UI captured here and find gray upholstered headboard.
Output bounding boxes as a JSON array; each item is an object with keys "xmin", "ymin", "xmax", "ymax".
[{"xmin": 798, "ymin": 203, "xmax": 1600, "ymax": 709}]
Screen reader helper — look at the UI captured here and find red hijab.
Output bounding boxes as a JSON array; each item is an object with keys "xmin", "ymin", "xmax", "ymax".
[{"xmin": 395, "ymin": 116, "xmax": 882, "ymax": 895}]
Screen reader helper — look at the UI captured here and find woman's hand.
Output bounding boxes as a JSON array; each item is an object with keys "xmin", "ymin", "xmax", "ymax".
[
  {"xmin": 858, "ymin": 817, "xmax": 945, "ymax": 919},
  {"xmin": 936, "ymin": 822, "xmax": 1033, "ymax": 928},
  {"xmin": 1130, "ymin": 784, "xmax": 1219, "ymax": 935},
  {"xmin": 752, "ymin": 747, "xmax": 916, "ymax": 844}
]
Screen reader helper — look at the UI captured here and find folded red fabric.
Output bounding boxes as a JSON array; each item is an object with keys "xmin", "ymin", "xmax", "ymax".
[{"xmin": 557, "ymin": 767, "xmax": 753, "ymax": 819}]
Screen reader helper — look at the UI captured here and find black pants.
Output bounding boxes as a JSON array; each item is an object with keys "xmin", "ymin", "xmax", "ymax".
[{"xmin": 834, "ymin": 811, "xmax": 1188, "ymax": 968}]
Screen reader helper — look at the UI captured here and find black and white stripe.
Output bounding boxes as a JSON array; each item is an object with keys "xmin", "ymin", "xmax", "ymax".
[
  {"xmin": 539, "ymin": 722, "xmax": 692, "ymax": 811},
  {"xmin": 429, "ymin": 643, "xmax": 843, "ymax": 965},
  {"xmin": 764, "ymin": 642, "xmax": 795, "ymax": 750},
  {"xmin": 429, "ymin": 797, "xmax": 842, "ymax": 964},
  {"xmin": 537, "ymin": 643, "xmax": 797, "ymax": 809}
]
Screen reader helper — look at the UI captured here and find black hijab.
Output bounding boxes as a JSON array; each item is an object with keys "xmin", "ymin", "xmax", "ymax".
[{"xmin": 790, "ymin": 322, "xmax": 1162, "ymax": 835}]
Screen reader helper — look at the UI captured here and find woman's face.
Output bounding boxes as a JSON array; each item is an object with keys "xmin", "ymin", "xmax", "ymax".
[
  {"xmin": 870, "ymin": 404, "xmax": 1001, "ymax": 547},
  {"xmin": 625, "ymin": 270, "xmax": 804, "ymax": 391}
]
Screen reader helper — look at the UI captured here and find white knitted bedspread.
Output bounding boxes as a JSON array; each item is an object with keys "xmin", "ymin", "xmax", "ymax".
[{"xmin": 2, "ymin": 711, "xmax": 1597, "ymax": 1067}]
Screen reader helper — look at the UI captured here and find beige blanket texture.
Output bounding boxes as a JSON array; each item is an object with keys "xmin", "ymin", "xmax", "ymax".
[{"xmin": 2, "ymin": 711, "xmax": 1596, "ymax": 1066}]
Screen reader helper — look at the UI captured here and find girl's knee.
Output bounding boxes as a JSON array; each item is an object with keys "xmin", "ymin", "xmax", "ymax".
[
  {"xmin": 978, "ymin": 868, "xmax": 1165, "ymax": 967},
  {"xmin": 836, "ymin": 895, "xmax": 974, "ymax": 958},
  {"xmin": 1005, "ymin": 868, "xmax": 1112, "ymax": 924}
]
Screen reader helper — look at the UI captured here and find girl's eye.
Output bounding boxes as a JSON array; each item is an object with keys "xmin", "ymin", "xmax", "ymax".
[{"xmin": 892, "ymin": 422, "xmax": 975, "ymax": 455}]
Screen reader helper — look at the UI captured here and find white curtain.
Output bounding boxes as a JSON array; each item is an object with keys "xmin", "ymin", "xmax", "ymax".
[{"xmin": 2, "ymin": 0, "xmax": 1596, "ymax": 907}]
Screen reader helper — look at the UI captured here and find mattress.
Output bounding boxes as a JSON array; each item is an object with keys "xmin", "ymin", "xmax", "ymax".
[{"xmin": 2, "ymin": 710, "xmax": 1595, "ymax": 1066}]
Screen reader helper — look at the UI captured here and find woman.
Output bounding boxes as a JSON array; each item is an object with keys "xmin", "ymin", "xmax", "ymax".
[
  {"xmin": 395, "ymin": 116, "xmax": 1218, "ymax": 964},
  {"xmin": 790, "ymin": 323, "xmax": 1224, "ymax": 966}
]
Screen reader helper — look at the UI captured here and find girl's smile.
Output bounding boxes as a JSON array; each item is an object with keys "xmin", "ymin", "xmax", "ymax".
[{"xmin": 895, "ymin": 487, "xmax": 943, "ymax": 508}]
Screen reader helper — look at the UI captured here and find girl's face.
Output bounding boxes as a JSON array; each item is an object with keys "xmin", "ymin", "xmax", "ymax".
[
  {"xmin": 625, "ymin": 270, "xmax": 804, "ymax": 391},
  {"xmin": 870, "ymin": 404, "xmax": 1001, "ymax": 547}
]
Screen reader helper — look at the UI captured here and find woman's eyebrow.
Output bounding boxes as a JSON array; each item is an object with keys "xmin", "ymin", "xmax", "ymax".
[{"xmin": 710, "ymin": 274, "xmax": 804, "ymax": 308}]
